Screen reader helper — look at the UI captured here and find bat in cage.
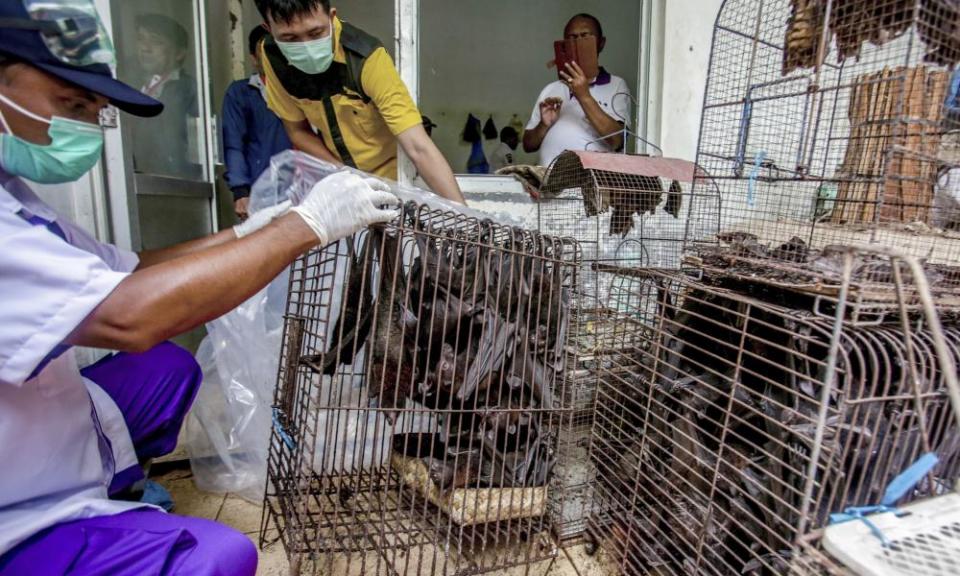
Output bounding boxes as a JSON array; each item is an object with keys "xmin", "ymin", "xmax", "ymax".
[{"xmin": 300, "ymin": 203, "xmax": 570, "ymax": 494}]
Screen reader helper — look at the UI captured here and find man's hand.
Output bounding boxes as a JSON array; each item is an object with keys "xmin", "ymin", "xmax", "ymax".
[
  {"xmin": 292, "ymin": 172, "xmax": 401, "ymax": 245},
  {"xmin": 235, "ymin": 197, "xmax": 250, "ymax": 221},
  {"xmin": 560, "ymin": 61, "xmax": 591, "ymax": 101},
  {"xmin": 538, "ymin": 97, "xmax": 563, "ymax": 129}
]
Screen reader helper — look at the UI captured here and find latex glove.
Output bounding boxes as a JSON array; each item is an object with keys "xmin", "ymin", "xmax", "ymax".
[
  {"xmin": 292, "ymin": 171, "xmax": 400, "ymax": 245},
  {"xmin": 234, "ymin": 200, "xmax": 292, "ymax": 238}
]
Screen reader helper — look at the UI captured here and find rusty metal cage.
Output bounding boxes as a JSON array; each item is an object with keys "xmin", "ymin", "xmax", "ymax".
[
  {"xmin": 531, "ymin": 150, "xmax": 724, "ymax": 542},
  {"xmin": 586, "ymin": 247, "xmax": 960, "ymax": 575},
  {"xmin": 261, "ymin": 200, "xmax": 583, "ymax": 575},
  {"xmin": 538, "ymin": 150, "xmax": 721, "ymax": 276},
  {"xmin": 693, "ymin": 0, "xmax": 960, "ymax": 297}
]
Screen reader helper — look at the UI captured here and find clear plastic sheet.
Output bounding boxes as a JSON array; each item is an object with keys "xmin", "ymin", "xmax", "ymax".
[{"xmin": 186, "ymin": 151, "xmax": 447, "ymax": 500}]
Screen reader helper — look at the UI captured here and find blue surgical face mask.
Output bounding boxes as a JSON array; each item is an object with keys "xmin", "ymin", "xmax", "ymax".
[
  {"xmin": 276, "ymin": 32, "xmax": 335, "ymax": 75},
  {"xmin": 0, "ymin": 92, "xmax": 104, "ymax": 184}
]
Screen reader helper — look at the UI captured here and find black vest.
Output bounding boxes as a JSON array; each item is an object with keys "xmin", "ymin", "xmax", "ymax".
[{"xmin": 264, "ymin": 22, "xmax": 383, "ymax": 167}]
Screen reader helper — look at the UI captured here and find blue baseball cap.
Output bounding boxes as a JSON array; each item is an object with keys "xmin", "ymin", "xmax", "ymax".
[{"xmin": 0, "ymin": 0, "xmax": 163, "ymax": 117}]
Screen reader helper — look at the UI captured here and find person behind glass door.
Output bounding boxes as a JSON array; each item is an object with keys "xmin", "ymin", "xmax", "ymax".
[
  {"xmin": 223, "ymin": 26, "xmax": 293, "ymax": 220},
  {"xmin": 131, "ymin": 13, "xmax": 200, "ymax": 179}
]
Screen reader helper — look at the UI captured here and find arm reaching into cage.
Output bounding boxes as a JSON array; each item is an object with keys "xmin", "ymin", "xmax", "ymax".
[{"xmin": 68, "ymin": 174, "xmax": 399, "ymax": 353}]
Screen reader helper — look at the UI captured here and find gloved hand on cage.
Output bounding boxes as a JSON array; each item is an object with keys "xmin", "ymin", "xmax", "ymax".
[
  {"xmin": 233, "ymin": 200, "xmax": 292, "ymax": 239},
  {"xmin": 292, "ymin": 171, "xmax": 401, "ymax": 246}
]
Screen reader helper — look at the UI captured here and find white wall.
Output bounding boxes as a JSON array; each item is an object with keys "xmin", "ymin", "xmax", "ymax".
[
  {"xmin": 418, "ymin": 0, "xmax": 641, "ymax": 171},
  {"xmin": 658, "ymin": 0, "xmax": 723, "ymax": 160}
]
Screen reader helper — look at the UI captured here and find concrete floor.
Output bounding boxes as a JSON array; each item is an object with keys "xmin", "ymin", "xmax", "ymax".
[{"xmin": 155, "ymin": 468, "xmax": 618, "ymax": 576}]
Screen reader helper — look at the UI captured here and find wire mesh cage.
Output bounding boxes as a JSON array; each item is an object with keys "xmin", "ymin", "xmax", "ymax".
[
  {"xmin": 585, "ymin": 246, "xmax": 960, "ymax": 576},
  {"xmin": 531, "ymin": 150, "xmax": 723, "ymax": 541},
  {"xmin": 694, "ymin": 0, "xmax": 960, "ymax": 300},
  {"xmin": 538, "ymin": 150, "xmax": 721, "ymax": 276},
  {"xmin": 261, "ymin": 200, "xmax": 583, "ymax": 575}
]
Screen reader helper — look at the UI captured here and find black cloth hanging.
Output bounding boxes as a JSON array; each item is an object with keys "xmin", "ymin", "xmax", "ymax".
[
  {"xmin": 483, "ymin": 115, "xmax": 499, "ymax": 140},
  {"xmin": 462, "ymin": 113, "xmax": 482, "ymax": 144}
]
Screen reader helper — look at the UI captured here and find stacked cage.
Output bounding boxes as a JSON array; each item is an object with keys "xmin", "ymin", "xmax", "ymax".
[
  {"xmin": 535, "ymin": 151, "xmax": 722, "ymax": 540},
  {"xmin": 262, "ymin": 200, "xmax": 581, "ymax": 575},
  {"xmin": 588, "ymin": 251, "xmax": 960, "ymax": 575},
  {"xmin": 584, "ymin": 0, "xmax": 960, "ymax": 574}
]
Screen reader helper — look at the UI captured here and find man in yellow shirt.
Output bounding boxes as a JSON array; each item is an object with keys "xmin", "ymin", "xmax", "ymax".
[{"xmin": 254, "ymin": 0, "xmax": 464, "ymax": 203}]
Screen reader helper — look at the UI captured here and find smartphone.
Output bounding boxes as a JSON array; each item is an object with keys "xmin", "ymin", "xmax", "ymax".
[{"xmin": 553, "ymin": 36, "xmax": 600, "ymax": 82}]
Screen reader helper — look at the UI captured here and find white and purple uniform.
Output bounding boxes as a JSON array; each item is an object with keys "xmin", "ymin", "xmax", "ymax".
[{"xmin": 0, "ymin": 170, "xmax": 256, "ymax": 575}]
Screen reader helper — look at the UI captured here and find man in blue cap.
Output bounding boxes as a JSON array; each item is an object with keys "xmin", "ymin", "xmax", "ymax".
[{"xmin": 0, "ymin": 2, "xmax": 399, "ymax": 574}]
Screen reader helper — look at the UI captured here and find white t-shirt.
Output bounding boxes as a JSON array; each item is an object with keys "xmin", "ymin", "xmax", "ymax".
[
  {"xmin": 489, "ymin": 142, "xmax": 517, "ymax": 173},
  {"xmin": 526, "ymin": 70, "xmax": 632, "ymax": 167},
  {"xmin": 0, "ymin": 171, "xmax": 147, "ymax": 555}
]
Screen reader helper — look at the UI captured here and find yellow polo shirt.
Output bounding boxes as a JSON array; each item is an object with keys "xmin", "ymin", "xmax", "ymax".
[{"xmin": 261, "ymin": 17, "xmax": 422, "ymax": 178}]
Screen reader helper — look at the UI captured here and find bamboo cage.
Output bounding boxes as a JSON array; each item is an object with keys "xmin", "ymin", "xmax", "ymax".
[{"xmin": 832, "ymin": 66, "xmax": 950, "ymax": 225}]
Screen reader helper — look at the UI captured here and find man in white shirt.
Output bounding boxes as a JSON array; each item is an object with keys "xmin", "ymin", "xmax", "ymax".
[
  {"xmin": 523, "ymin": 13, "xmax": 632, "ymax": 167},
  {"xmin": 490, "ymin": 127, "xmax": 520, "ymax": 173},
  {"xmin": 0, "ymin": 2, "xmax": 399, "ymax": 574}
]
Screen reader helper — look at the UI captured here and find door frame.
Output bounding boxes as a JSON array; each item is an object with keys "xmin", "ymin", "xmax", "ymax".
[{"xmin": 98, "ymin": 0, "xmax": 219, "ymax": 250}]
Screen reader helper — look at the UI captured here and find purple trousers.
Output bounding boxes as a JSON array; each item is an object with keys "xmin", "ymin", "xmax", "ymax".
[
  {"xmin": 82, "ymin": 342, "xmax": 202, "ymax": 495},
  {"xmin": 0, "ymin": 342, "xmax": 258, "ymax": 576}
]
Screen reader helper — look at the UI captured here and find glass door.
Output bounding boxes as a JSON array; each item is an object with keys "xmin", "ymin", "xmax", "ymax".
[{"xmin": 108, "ymin": 0, "xmax": 217, "ymax": 250}]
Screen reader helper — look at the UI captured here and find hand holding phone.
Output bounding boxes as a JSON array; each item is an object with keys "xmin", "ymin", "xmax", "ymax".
[{"xmin": 552, "ymin": 36, "xmax": 599, "ymax": 82}]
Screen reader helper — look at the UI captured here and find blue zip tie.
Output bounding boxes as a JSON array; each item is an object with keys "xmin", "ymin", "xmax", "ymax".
[
  {"xmin": 881, "ymin": 452, "xmax": 939, "ymax": 507},
  {"xmin": 829, "ymin": 453, "xmax": 939, "ymax": 547},
  {"xmin": 272, "ymin": 407, "xmax": 297, "ymax": 451},
  {"xmin": 747, "ymin": 151, "xmax": 766, "ymax": 209}
]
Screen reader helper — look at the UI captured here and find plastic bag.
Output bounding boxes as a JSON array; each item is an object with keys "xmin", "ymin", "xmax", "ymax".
[{"xmin": 184, "ymin": 273, "xmax": 286, "ymax": 501}]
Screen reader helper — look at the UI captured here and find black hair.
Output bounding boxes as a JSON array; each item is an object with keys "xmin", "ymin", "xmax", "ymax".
[
  {"xmin": 567, "ymin": 13, "xmax": 604, "ymax": 39},
  {"xmin": 500, "ymin": 126, "xmax": 518, "ymax": 142},
  {"xmin": 248, "ymin": 26, "xmax": 270, "ymax": 55},
  {"xmin": 254, "ymin": 0, "xmax": 331, "ymax": 25},
  {"xmin": 136, "ymin": 14, "xmax": 189, "ymax": 48}
]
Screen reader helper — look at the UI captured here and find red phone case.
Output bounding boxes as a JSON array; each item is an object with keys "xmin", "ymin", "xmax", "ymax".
[{"xmin": 553, "ymin": 36, "xmax": 600, "ymax": 82}]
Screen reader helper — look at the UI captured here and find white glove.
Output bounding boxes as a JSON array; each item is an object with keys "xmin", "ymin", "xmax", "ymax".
[
  {"xmin": 292, "ymin": 171, "xmax": 400, "ymax": 245},
  {"xmin": 234, "ymin": 200, "xmax": 292, "ymax": 238}
]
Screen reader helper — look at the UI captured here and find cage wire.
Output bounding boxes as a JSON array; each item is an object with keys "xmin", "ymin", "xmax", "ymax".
[
  {"xmin": 532, "ymin": 148, "xmax": 722, "ymax": 541},
  {"xmin": 690, "ymin": 0, "xmax": 960, "ymax": 298},
  {"xmin": 576, "ymin": 1, "xmax": 960, "ymax": 575},
  {"xmin": 261, "ymin": 199, "xmax": 583, "ymax": 575},
  {"xmin": 586, "ymin": 248, "xmax": 960, "ymax": 576}
]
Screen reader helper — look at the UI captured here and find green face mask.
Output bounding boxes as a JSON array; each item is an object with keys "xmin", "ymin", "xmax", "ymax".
[
  {"xmin": 0, "ymin": 92, "xmax": 104, "ymax": 184},
  {"xmin": 276, "ymin": 32, "xmax": 335, "ymax": 75}
]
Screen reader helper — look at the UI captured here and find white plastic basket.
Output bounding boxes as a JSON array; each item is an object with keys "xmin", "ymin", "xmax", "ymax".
[{"xmin": 823, "ymin": 491, "xmax": 960, "ymax": 576}]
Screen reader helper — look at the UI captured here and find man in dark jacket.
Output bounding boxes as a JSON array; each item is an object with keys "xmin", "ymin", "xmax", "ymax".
[{"xmin": 222, "ymin": 27, "xmax": 292, "ymax": 219}]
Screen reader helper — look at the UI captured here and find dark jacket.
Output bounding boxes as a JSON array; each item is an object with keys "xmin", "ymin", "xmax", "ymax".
[{"xmin": 222, "ymin": 77, "xmax": 292, "ymax": 199}]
